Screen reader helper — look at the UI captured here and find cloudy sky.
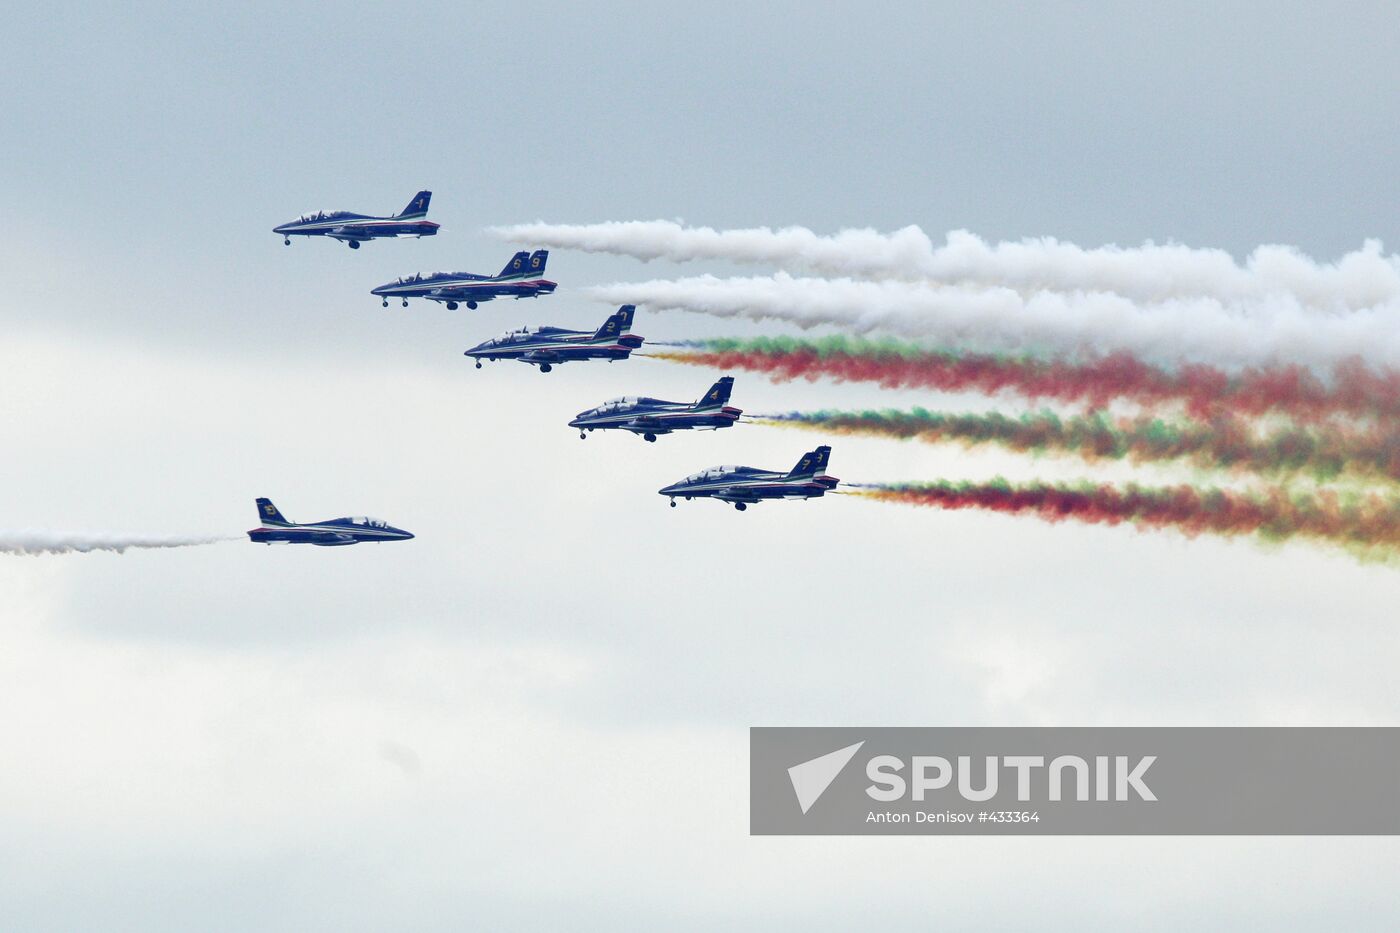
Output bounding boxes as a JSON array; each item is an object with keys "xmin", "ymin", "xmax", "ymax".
[{"xmin": 3, "ymin": 2, "xmax": 1399, "ymax": 928}]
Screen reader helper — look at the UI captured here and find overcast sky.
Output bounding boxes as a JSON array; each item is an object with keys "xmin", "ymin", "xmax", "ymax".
[{"xmin": 2, "ymin": 2, "xmax": 1399, "ymax": 928}]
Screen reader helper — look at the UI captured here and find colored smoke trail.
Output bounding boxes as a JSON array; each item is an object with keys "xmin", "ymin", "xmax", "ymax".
[
  {"xmin": 496, "ymin": 220, "xmax": 1400, "ymax": 311},
  {"xmin": 652, "ymin": 337, "xmax": 1400, "ymax": 421},
  {"xmin": 0, "ymin": 532, "xmax": 238, "ymax": 556},
  {"xmin": 851, "ymin": 479, "xmax": 1400, "ymax": 557},
  {"xmin": 588, "ymin": 273, "xmax": 1400, "ymax": 370},
  {"xmin": 758, "ymin": 409, "xmax": 1400, "ymax": 482}
]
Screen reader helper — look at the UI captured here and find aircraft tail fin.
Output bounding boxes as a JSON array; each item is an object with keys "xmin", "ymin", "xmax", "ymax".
[
  {"xmin": 593, "ymin": 305, "xmax": 636, "ymax": 340},
  {"xmin": 256, "ymin": 497, "xmax": 291, "ymax": 526},
  {"xmin": 527, "ymin": 249, "xmax": 548, "ymax": 275},
  {"xmin": 695, "ymin": 376, "xmax": 734, "ymax": 410},
  {"xmin": 398, "ymin": 190, "xmax": 432, "ymax": 218},
  {"xmin": 785, "ymin": 445, "xmax": 832, "ymax": 479},
  {"xmin": 499, "ymin": 251, "xmax": 530, "ymax": 277}
]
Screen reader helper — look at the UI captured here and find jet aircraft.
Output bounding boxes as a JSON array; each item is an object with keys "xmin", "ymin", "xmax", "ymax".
[
  {"xmin": 464, "ymin": 304, "xmax": 643, "ymax": 373},
  {"xmin": 372, "ymin": 250, "xmax": 555, "ymax": 309},
  {"xmin": 246, "ymin": 498, "xmax": 414, "ymax": 546},
  {"xmin": 658, "ymin": 445, "xmax": 839, "ymax": 511},
  {"xmin": 274, "ymin": 190, "xmax": 438, "ymax": 248},
  {"xmin": 570, "ymin": 376, "xmax": 741, "ymax": 441}
]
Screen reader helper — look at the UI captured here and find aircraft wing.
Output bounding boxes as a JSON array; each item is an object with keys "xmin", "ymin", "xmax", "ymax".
[
  {"xmin": 531, "ymin": 343, "xmax": 604, "ymax": 362},
  {"xmin": 311, "ymin": 533, "xmax": 357, "ymax": 546},
  {"xmin": 621, "ymin": 416, "xmax": 665, "ymax": 434},
  {"xmin": 427, "ymin": 288, "xmax": 493, "ymax": 303},
  {"xmin": 434, "ymin": 284, "xmax": 505, "ymax": 300},
  {"xmin": 711, "ymin": 487, "xmax": 761, "ymax": 504},
  {"xmin": 327, "ymin": 226, "xmax": 372, "ymax": 242}
]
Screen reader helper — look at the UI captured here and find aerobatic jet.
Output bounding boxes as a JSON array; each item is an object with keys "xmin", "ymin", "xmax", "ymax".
[
  {"xmin": 246, "ymin": 498, "xmax": 414, "ymax": 546},
  {"xmin": 658, "ymin": 445, "xmax": 839, "ymax": 511},
  {"xmin": 570, "ymin": 376, "xmax": 741, "ymax": 442},
  {"xmin": 274, "ymin": 190, "xmax": 438, "ymax": 248},
  {"xmin": 464, "ymin": 304, "xmax": 643, "ymax": 373},
  {"xmin": 372, "ymin": 250, "xmax": 555, "ymax": 309}
]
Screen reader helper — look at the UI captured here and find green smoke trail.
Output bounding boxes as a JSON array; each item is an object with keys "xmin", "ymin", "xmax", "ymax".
[
  {"xmin": 852, "ymin": 478, "xmax": 1400, "ymax": 561},
  {"xmin": 757, "ymin": 409, "xmax": 1400, "ymax": 482}
]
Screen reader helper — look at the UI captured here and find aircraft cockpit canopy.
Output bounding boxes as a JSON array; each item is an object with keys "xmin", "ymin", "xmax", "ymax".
[
  {"xmin": 477, "ymin": 327, "xmax": 534, "ymax": 349},
  {"xmin": 684, "ymin": 465, "xmax": 744, "ymax": 483},
  {"xmin": 297, "ymin": 210, "xmax": 352, "ymax": 223},
  {"xmin": 346, "ymin": 516, "xmax": 389, "ymax": 528}
]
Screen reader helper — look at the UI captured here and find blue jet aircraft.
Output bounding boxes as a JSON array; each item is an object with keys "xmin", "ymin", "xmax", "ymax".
[
  {"xmin": 570, "ymin": 376, "xmax": 741, "ymax": 442},
  {"xmin": 464, "ymin": 304, "xmax": 643, "ymax": 373},
  {"xmin": 274, "ymin": 191, "xmax": 438, "ymax": 248},
  {"xmin": 658, "ymin": 445, "xmax": 839, "ymax": 511},
  {"xmin": 246, "ymin": 498, "xmax": 414, "ymax": 546},
  {"xmin": 372, "ymin": 250, "xmax": 555, "ymax": 309}
]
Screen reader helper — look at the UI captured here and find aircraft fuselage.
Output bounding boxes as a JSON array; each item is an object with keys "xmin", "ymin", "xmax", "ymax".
[
  {"xmin": 371, "ymin": 272, "xmax": 556, "ymax": 307},
  {"xmin": 247, "ymin": 518, "xmax": 414, "ymax": 546},
  {"xmin": 570, "ymin": 401, "xmax": 740, "ymax": 438},
  {"xmin": 464, "ymin": 327, "xmax": 643, "ymax": 370},
  {"xmin": 659, "ymin": 446, "xmax": 838, "ymax": 510}
]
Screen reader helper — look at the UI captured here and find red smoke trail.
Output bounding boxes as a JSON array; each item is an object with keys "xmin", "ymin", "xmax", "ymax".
[
  {"xmin": 757, "ymin": 409, "xmax": 1400, "ymax": 481},
  {"xmin": 852, "ymin": 479, "xmax": 1400, "ymax": 557},
  {"xmin": 650, "ymin": 339, "xmax": 1400, "ymax": 421}
]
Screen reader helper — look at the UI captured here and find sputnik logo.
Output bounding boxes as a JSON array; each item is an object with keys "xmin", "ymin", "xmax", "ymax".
[{"xmin": 787, "ymin": 741, "xmax": 865, "ymax": 815}]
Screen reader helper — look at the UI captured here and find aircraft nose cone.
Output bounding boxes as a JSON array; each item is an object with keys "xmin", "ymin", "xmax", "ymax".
[
  {"xmin": 399, "ymin": 530, "xmax": 415, "ymax": 540},
  {"xmin": 568, "ymin": 417, "xmax": 584, "ymax": 428}
]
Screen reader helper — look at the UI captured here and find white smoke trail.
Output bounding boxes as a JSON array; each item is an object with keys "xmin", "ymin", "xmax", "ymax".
[
  {"xmin": 588, "ymin": 273, "xmax": 1400, "ymax": 371},
  {"xmin": 496, "ymin": 220, "xmax": 1400, "ymax": 311},
  {"xmin": 0, "ymin": 532, "xmax": 238, "ymax": 556}
]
